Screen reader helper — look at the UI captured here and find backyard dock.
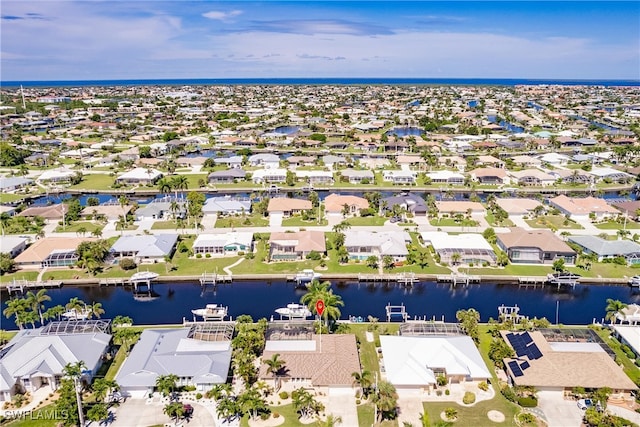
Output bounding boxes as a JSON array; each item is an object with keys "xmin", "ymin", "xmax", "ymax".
[
  {"xmin": 357, "ymin": 272, "xmax": 418, "ymax": 286},
  {"xmin": 5, "ymin": 279, "xmax": 62, "ymax": 294},
  {"xmin": 436, "ymin": 273, "xmax": 480, "ymax": 285},
  {"xmin": 199, "ymin": 272, "xmax": 233, "ymax": 286}
]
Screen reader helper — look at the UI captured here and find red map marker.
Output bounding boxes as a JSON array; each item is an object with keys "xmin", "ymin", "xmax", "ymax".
[{"xmin": 316, "ymin": 300, "xmax": 325, "ymax": 316}]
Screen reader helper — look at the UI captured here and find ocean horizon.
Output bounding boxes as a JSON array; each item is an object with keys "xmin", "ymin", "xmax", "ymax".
[{"xmin": 2, "ymin": 77, "xmax": 640, "ymax": 88}]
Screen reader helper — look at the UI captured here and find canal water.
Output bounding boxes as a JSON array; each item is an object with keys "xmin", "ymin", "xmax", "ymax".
[{"xmin": 2, "ymin": 281, "xmax": 639, "ymax": 330}]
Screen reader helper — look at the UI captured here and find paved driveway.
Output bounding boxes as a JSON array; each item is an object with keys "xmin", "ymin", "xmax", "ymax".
[
  {"xmin": 327, "ymin": 387, "xmax": 358, "ymax": 427},
  {"xmin": 110, "ymin": 399, "xmax": 215, "ymax": 427},
  {"xmin": 269, "ymin": 213, "xmax": 283, "ymax": 227},
  {"xmin": 537, "ymin": 390, "xmax": 583, "ymax": 427}
]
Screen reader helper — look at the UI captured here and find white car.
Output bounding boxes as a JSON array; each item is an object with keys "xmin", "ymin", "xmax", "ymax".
[{"xmin": 577, "ymin": 398, "xmax": 593, "ymax": 410}]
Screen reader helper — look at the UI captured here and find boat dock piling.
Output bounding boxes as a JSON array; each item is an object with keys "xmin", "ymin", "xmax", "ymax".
[
  {"xmin": 6, "ymin": 279, "xmax": 62, "ymax": 294},
  {"xmin": 518, "ymin": 277, "xmax": 548, "ymax": 285},
  {"xmin": 99, "ymin": 278, "xmax": 126, "ymax": 286},
  {"xmin": 385, "ymin": 303, "xmax": 409, "ymax": 322},
  {"xmin": 436, "ymin": 273, "xmax": 480, "ymax": 286},
  {"xmin": 357, "ymin": 272, "xmax": 418, "ymax": 286},
  {"xmin": 199, "ymin": 272, "xmax": 233, "ymax": 286}
]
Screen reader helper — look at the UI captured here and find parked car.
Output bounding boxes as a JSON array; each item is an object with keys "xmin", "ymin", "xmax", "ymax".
[
  {"xmin": 183, "ymin": 404, "xmax": 194, "ymax": 416},
  {"xmin": 577, "ymin": 398, "xmax": 593, "ymax": 410}
]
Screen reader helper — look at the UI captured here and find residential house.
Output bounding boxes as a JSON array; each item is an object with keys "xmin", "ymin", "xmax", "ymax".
[
  {"xmin": 115, "ymin": 168, "xmax": 163, "ymax": 185},
  {"xmin": 213, "ymin": 156, "xmax": 243, "ymax": 169},
  {"xmin": 497, "ymin": 228, "xmax": 576, "ymax": 264},
  {"xmin": 252, "ymin": 168, "xmax": 287, "ymax": 184},
  {"xmin": 509, "ymin": 169, "xmax": 556, "ymax": 186},
  {"xmin": 14, "ymin": 237, "xmax": 94, "ymax": 269},
  {"xmin": 426, "ymin": 170, "xmax": 465, "ymax": 185},
  {"xmin": 421, "ymin": 232, "xmax": 496, "ymax": 265},
  {"xmin": 135, "ymin": 199, "xmax": 185, "ymax": 221},
  {"xmin": 382, "ymin": 170, "xmax": 417, "ymax": 185},
  {"xmin": 539, "ymin": 153, "xmax": 571, "ymax": 165},
  {"xmin": 269, "ymin": 231, "xmax": 326, "ymax": 261},
  {"xmin": 36, "ymin": 169, "xmax": 76, "ymax": 184},
  {"xmin": 116, "ymin": 325, "xmax": 233, "ymax": 398},
  {"xmin": 202, "ymin": 197, "xmax": 251, "ymax": 216},
  {"xmin": 322, "ymin": 155, "xmax": 347, "ymax": 170},
  {"xmin": 207, "ymin": 169, "xmax": 247, "ymax": 184},
  {"xmin": 19, "ymin": 204, "xmax": 65, "ymax": 221},
  {"xmin": 248, "ymin": 153, "xmax": 280, "ymax": 169},
  {"xmin": 0, "ymin": 177, "xmax": 33, "ymax": 192},
  {"xmin": 476, "ymin": 155, "xmax": 504, "ymax": 168},
  {"xmin": 344, "ymin": 230, "xmax": 410, "ymax": 261},
  {"xmin": 295, "ymin": 170, "xmax": 334, "ymax": 185},
  {"xmin": 192, "ymin": 232, "xmax": 254, "ymax": 256},
  {"xmin": 110, "ymin": 234, "xmax": 178, "ymax": 263},
  {"xmin": 267, "ymin": 198, "xmax": 312, "ymax": 217},
  {"xmin": 0, "ymin": 320, "xmax": 111, "ymax": 403},
  {"xmin": 549, "ymin": 169, "xmax": 592, "ymax": 184},
  {"xmin": 568, "ymin": 236, "xmax": 640, "ymax": 265},
  {"xmin": 435, "ymin": 201, "xmax": 486, "ymax": 217},
  {"xmin": 511, "ymin": 155, "xmax": 542, "ymax": 168},
  {"xmin": 494, "ymin": 198, "xmax": 543, "ymax": 217},
  {"xmin": 0, "ymin": 236, "xmax": 29, "ymax": 258},
  {"xmin": 286, "ymin": 156, "xmax": 316, "ymax": 168},
  {"xmin": 80, "ymin": 204, "xmax": 133, "ymax": 221},
  {"xmin": 469, "ymin": 168, "xmax": 509, "ymax": 185},
  {"xmin": 548, "ymin": 195, "xmax": 618, "ymax": 221},
  {"xmin": 339, "ymin": 169, "xmax": 374, "ymax": 184},
  {"xmin": 590, "ymin": 167, "xmax": 634, "ymax": 183},
  {"xmin": 382, "ymin": 193, "xmax": 427, "ymax": 216},
  {"xmin": 324, "ymin": 194, "xmax": 369, "ymax": 217}
]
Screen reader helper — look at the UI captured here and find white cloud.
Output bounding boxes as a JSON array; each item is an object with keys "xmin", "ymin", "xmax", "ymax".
[{"xmin": 202, "ymin": 10, "xmax": 242, "ymax": 21}]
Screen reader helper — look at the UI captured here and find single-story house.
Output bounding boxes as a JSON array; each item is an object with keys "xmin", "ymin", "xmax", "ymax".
[
  {"xmin": 590, "ymin": 167, "xmax": 634, "ymax": 183},
  {"xmin": 0, "ymin": 236, "xmax": 29, "ymax": 258},
  {"xmin": 497, "ymin": 228, "xmax": 576, "ymax": 264},
  {"xmin": 344, "ymin": 230, "xmax": 410, "ymax": 261},
  {"xmin": 295, "ymin": 170, "xmax": 334, "ymax": 185},
  {"xmin": 383, "ymin": 170, "xmax": 417, "ymax": 185},
  {"xmin": 339, "ymin": 169, "xmax": 374, "ymax": 184},
  {"xmin": 36, "ymin": 169, "xmax": 76, "ymax": 184},
  {"xmin": 421, "ymin": 232, "xmax": 496, "ymax": 265},
  {"xmin": 614, "ymin": 305, "xmax": 640, "ymax": 326},
  {"xmin": 287, "ymin": 156, "xmax": 317, "ymax": 167},
  {"xmin": 267, "ymin": 198, "xmax": 312, "ymax": 217},
  {"xmin": 135, "ymin": 199, "xmax": 186, "ymax": 221},
  {"xmin": 192, "ymin": 232, "xmax": 254, "ymax": 256},
  {"xmin": 380, "ymin": 333, "xmax": 491, "ymax": 394},
  {"xmin": 612, "ymin": 326, "xmax": 640, "ymax": 362},
  {"xmin": 110, "ymin": 234, "xmax": 178, "ymax": 263},
  {"xmin": 115, "ymin": 168, "xmax": 162, "ymax": 185},
  {"xmin": 0, "ymin": 177, "xmax": 33, "ymax": 192},
  {"xmin": 509, "ymin": 169, "xmax": 555, "ymax": 186},
  {"xmin": 207, "ymin": 169, "xmax": 246, "ymax": 184},
  {"xmin": 0, "ymin": 320, "xmax": 112, "ymax": 402},
  {"xmin": 548, "ymin": 195, "xmax": 619, "ymax": 220},
  {"xmin": 502, "ymin": 330, "xmax": 637, "ymax": 396},
  {"xmin": 510, "ymin": 155, "xmax": 542, "ymax": 168},
  {"xmin": 322, "ymin": 155, "xmax": 347, "ymax": 170},
  {"xmin": 14, "ymin": 237, "xmax": 94, "ymax": 269},
  {"xmin": 426, "ymin": 170, "xmax": 465, "ymax": 185},
  {"xmin": 80, "ymin": 204, "xmax": 133, "ymax": 221},
  {"xmin": 469, "ymin": 168, "xmax": 509, "ymax": 185},
  {"xmin": 269, "ymin": 231, "xmax": 326, "ymax": 261},
  {"xmin": 435, "ymin": 201, "xmax": 486, "ymax": 217},
  {"xmin": 252, "ymin": 168, "xmax": 287, "ymax": 184},
  {"xmin": 116, "ymin": 325, "xmax": 233, "ymax": 398},
  {"xmin": 568, "ymin": 236, "xmax": 640, "ymax": 265},
  {"xmin": 213, "ymin": 156, "xmax": 243, "ymax": 169},
  {"xmin": 476, "ymin": 155, "xmax": 504, "ymax": 168},
  {"xmin": 611, "ymin": 201, "xmax": 640, "ymax": 219},
  {"xmin": 382, "ymin": 193, "xmax": 427, "ymax": 216},
  {"xmin": 202, "ymin": 197, "xmax": 251, "ymax": 216},
  {"xmin": 19, "ymin": 204, "xmax": 65, "ymax": 221},
  {"xmin": 324, "ymin": 194, "xmax": 369, "ymax": 216},
  {"xmin": 248, "ymin": 153, "xmax": 280, "ymax": 168},
  {"xmin": 549, "ymin": 169, "xmax": 592, "ymax": 184},
  {"xmin": 539, "ymin": 153, "xmax": 571, "ymax": 165},
  {"xmin": 494, "ymin": 198, "xmax": 543, "ymax": 217}
]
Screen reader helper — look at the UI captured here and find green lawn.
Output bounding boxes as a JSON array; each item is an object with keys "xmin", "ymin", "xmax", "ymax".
[
  {"xmin": 6, "ymin": 403, "xmax": 59, "ymax": 427},
  {"xmin": 69, "ymin": 173, "xmax": 115, "ymax": 190},
  {"xmin": 105, "ymin": 346, "xmax": 128, "ymax": 381},
  {"xmin": 281, "ymin": 216, "xmax": 328, "ymax": 227},
  {"xmin": 0, "ymin": 192, "xmax": 32, "ymax": 203},
  {"xmin": 356, "ymin": 403, "xmax": 396, "ymax": 427},
  {"xmin": 150, "ymin": 220, "xmax": 182, "ymax": 230},
  {"xmin": 54, "ymin": 221, "xmax": 104, "ymax": 234},
  {"xmin": 215, "ymin": 215, "xmax": 269, "ymax": 228},
  {"xmin": 239, "ymin": 404, "xmax": 308, "ymax": 427},
  {"xmin": 422, "ymin": 399, "xmax": 518, "ymax": 427},
  {"xmin": 594, "ymin": 327, "xmax": 640, "ymax": 385},
  {"xmin": 567, "ymin": 262, "xmax": 639, "ymax": 279},
  {"xmin": 525, "ymin": 215, "xmax": 583, "ymax": 230},
  {"xmin": 345, "ymin": 216, "xmax": 390, "ymax": 227},
  {"xmin": 485, "ymin": 212, "xmax": 515, "ymax": 227},
  {"xmin": 596, "ymin": 220, "xmax": 640, "ymax": 230},
  {"xmin": 468, "ymin": 264, "xmax": 553, "ymax": 276}
]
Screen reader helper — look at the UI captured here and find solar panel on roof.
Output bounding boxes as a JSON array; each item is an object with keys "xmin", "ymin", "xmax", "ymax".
[
  {"xmin": 529, "ymin": 346, "xmax": 543, "ymax": 359},
  {"xmin": 508, "ymin": 361, "xmax": 524, "ymax": 377},
  {"xmin": 522, "ymin": 333, "xmax": 533, "ymax": 344},
  {"xmin": 520, "ymin": 361, "xmax": 530, "ymax": 370}
]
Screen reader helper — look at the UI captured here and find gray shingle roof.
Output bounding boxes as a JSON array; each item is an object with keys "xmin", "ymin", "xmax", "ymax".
[
  {"xmin": 110, "ymin": 234, "xmax": 178, "ymax": 257},
  {"xmin": 568, "ymin": 235, "xmax": 640, "ymax": 257}
]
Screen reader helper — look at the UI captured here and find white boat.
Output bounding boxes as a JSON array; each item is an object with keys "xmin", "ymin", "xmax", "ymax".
[
  {"xmin": 628, "ymin": 276, "xmax": 640, "ymax": 287},
  {"xmin": 130, "ymin": 271, "xmax": 160, "ymax": 282},
  {"xmin": 275, "ymin": 303, "xmax": 312, "ymax": 319},
  {"xmin": 62, "ymin": 308, "xmax": 91, "ymax": 320},
  {"xmin": 294, "ymin": 269, "xmax": 322, "ymax": 283},
  {"xmin": 547, "ymin": 272, "xmax": 581, "ymax": 286},
  {"xmin": 191, "ymin": 304, "xmax": 228, "ymax": 321}
]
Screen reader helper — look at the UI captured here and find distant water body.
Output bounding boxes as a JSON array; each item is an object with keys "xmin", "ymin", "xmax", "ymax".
[{"xmin": 3, "ymin": 78, "xmax": 640, "ymax": 88}]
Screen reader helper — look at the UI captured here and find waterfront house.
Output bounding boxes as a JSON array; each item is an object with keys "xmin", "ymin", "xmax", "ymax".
[
  {"xmin": 497, "ymin": 228, "xmax": 576, "ymax": 264},
  {"xmin": 324, "ymin": 194, "xmax": 369, "ymax": 217},
  {"xmin": 286, "ymin": 156, "xmax": 317, "ymax": 167},
  {"xmin": 568, "ymin": 236, "xmax": 640, "ymax": 265},
  {"xmin": 549, "ymin": 169, "xmax": 592, "ymax": 184},
  {"xmin": 421, "ymin": 232, "xmax": 496, "ymax": 265},
  {"xmin": 339, "ymin": 169, "xmax": 374, "ymax": 184},
  {"xmin": 322, "ymin": 155, "xmax": 347, "ymax": 170},
  {"xmin": 502, "ymin": 330, "xmax": 637, "ymax": 397},
  {"xmin": 135, "ymin": 199, "xmax": 185, "ymax": 221},
  {"xmin": 344, "ymin": 230, "xmax": 410, "ymax": 262},
  {"xmin": 469, "ymin": 167, "xmax": 510, "ymax": 185},
  {"xmin": 509, "ymin": 169, "xmax": 555, "ymax": 186},
  {"xmin": 115, "ymin": 168, "xmax": 163, "ymax": 185},
  {"xmin": 295, "ymin": 170, "xmax": 334, "ymax": 185},
  {"xmin": 382, "ymin": 193, "xmax": 428, "ymax": 216},
  {"xmin": 248, "ymin": 153, "xmax": 280, "ymax": 168},
  {"xmin": 435, "ymin": 201, "xmax": 486, "ymax": 217},
  {"xmin": 260, "ymin": 324, "xmax": 359, "ymax": 389},
  {"xmin": 0, "ymin": 177, "xmax": 33, "ymax": 192},
  {"xmin": 0, "ymin": 320, "xmax": 111, "ymax": 403},
  {"xmin": 382, "ymin": 170, "xmax": 417, "ymax": 185},
  {"xmin": 19, "ymin": 204, "xmax": 65, "ymax": 221},
  {"xmin": 539, "ymin": 152, "xmax": 571, "ymax": 165},
  {"xmin": 192, "ymin": 232, "xmax": 254, "ymax": 256},
  {"xmin": 589, "ymin": 167, "xmax": 634, "ymax": 183},
  {"xmin": 380, "ymin": 329, "xmax": 491, "ymax": 394},
  {"xmin": 426, "ymin": 170, "xmax": 465, "ymax": 185},
  {"xmin": 110, "ymin": 234, "xmax": 178, "ymax": 264},
  {"xmin": 213, "ymin": 155, "xmax": 244, "ymax": 169},
  {"xmin": 14, "ymin": 237, "xmax": 94, "ymax": 269},
  {"xmin": 0, "ymin": 236, "xmax": 29, "ymax": 258},
  {"xmin": 269, "ymin": 231, "xmax": 326, "ymax": 261},
  {"xmin": 207, "ymin": 169, "xmax": 246, "ymax": 184},
  {"xmin": 510, "ymin": 155, "xmax": 542, "ymax": 168},
  {"xmin": 494, "ymin": 198, "xmax": 543, "ymax": 217},
  {"xmin": 80, "ymin": 204, "xmax": 133, "ymax": 221},
  {"xmin": 202, "ymin": 196, "xmax": 251, "ymax": 216},
  {"xmin": 548, "ymin": 195, "xmax": 618, "ymax": 221},
  {"xmin": 267, "ymin": 198, "xmax": 312, "ymax": 218},
  {"xmin": 611, "ymin": 200, "xmax": 640, "ymax": 219},
  {"xmin": 36, "ymin": 168, "xmax": 76, "ymax": 184},
  {"xmin": 252, "ymin": 168, "xmax": 287, "ymax": 184},
  {"xmin": 476, "ymin": 155, "xmax": 504, "ymax": 168},
  {"xmin": 116, "ymin": 325, "xmax": 233, "ymax": 398}
]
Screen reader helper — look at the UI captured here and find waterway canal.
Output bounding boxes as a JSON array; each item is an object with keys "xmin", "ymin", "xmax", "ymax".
[{"xmin": 2, "ymin": 281, "xmax": 639, "ymax": 330}]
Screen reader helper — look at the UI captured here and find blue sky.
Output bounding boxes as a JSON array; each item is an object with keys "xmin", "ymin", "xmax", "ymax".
[{"xmin": 2, "ymin": 1, "xmax": 639, "ymax": 81}]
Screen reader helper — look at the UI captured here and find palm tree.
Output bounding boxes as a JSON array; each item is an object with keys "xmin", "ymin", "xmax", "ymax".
[
  {"xmin": 372, "ymin": 380, "xmax": 398, "ymax": 421},
  {"xmin": 4, "ymin": 298, "xmax": 29, "ymax": 329},
  {"xmin": 316, "ymin": 414, "xmax": 343, "ymax": 427},
  {"xmin": 163, "ymin": 401, "xmax": 185, "ymax": 426},
  {"xmin": 300, "ymin": 280, "xmax": 344, "ymax": 326},
  {"xmin": 43, "ymin": 304, "xmax": 66, "ymax": 322},
  {"xmin": 91, "ymin": 378, "xmax": 119, "ymax": 402},
  {"xmin": 155, "ymin": 374, "xmax": 179, "ymax": 397},
  {"xmin": 157, "ymin": 177, "xmax": 172, "ymax": 194},
  {"xmin": 91, "ymin": 227, "xmax": 103, "ymax": 238},
  {"xmin": 264, "ymin": 353, "xmax": 285, "ymax": 390},
  {"xmin": 25, "ymin": 289, "xmax": 51, "ymax": 325},
  {"xmin": 87, "ymin": 302, "xmax": 105, "ymax": 319},
  {"xmin": 605, "ymin": 299, "xmax": 627, "ymax": 324},
  {"xmin": 352, "ymin": 370, "xmax": 373, "ymax": 398},
  {"xmin": 65, "ymin": 297, "xmax": 86, "ymax": 320},
  {"xmin": 118, "ymin": 195, "xmax": 130, "ymax": 226},
  {"xmin": 171, "ymin": 175, "xmax": 188, "ymax": 199}
]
